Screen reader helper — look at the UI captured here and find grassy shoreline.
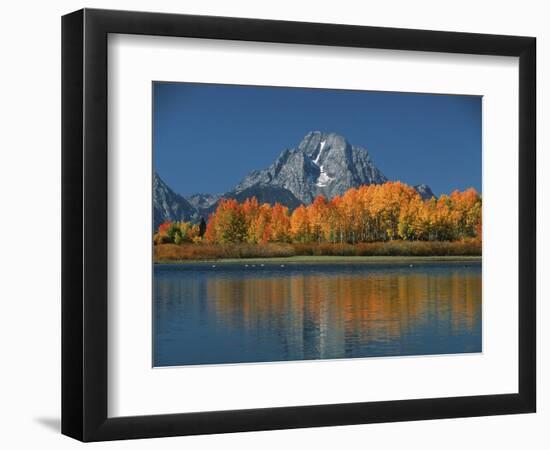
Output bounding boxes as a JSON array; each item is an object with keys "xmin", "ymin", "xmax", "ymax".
[
  {"xmin": 155, "ymin": 255, "xmax": 482, "ymax": 265},
  {"xmin": 154, "ymin": 241, "xmax": 481, "ymax": 263}
]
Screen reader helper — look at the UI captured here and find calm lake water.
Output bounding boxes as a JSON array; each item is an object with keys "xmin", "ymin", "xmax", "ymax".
[{"xmin": 154, "ymin": 261, "xmax": 481, "ymax": 367}]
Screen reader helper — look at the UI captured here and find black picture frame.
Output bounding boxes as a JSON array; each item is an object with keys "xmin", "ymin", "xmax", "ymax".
[{"xmin": 62, "ymin": 8, "xmax": 536, "ymax": 442}]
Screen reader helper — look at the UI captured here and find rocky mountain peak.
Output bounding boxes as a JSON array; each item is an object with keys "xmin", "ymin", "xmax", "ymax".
[
  {"xmin": 235, "ymin": 131, "xmax": 387, "ymax": 204},
  {"xmin": 413, "ymin": 184, "xmax": 435, "ymax": 200},
  {"xmin": 153, "ymin": 172, "xmax": 197, "ymax": 229},
  {"xmin": 186, "ymin": 192, "xmax": 221, "ymax": 211}
]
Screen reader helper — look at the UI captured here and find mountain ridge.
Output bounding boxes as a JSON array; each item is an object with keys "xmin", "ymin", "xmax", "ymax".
[
  {"xmin": 153, "ymin": 173, "xmax": 197, "ymax": 229},
  {"xmin": 153, "ymin": 131, "xmax": 436, "ymax": 227}
]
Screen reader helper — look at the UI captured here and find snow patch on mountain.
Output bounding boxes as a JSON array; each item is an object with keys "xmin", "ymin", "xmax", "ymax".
[
  {"xmin": 316, "ymin": 166, "xmax": 334, "ymax": 187},
  {"xmin": 313, "ymin": 140, "xmax": 326, "ymax": 165}
]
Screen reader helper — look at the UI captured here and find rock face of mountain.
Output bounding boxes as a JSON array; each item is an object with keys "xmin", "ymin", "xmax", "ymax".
[
  {"xmin": 186, "ymin": 193, "xmax": 221, "ymax": 211},
  {"xmin": 227, "ymin": 185, "xmax": 302, "ymax": 211},
  {"xmin": 413, "ymin": 184, "xmax": 435, "ymax": 201},
  {"xmin": 153, "ymin": 173, "xmax": 197, "ymax": 229},
  {"xmin": 186, "ymin": 186, "xmax": 303, "ymax": 219},
  {"xmin": 234, "ymin": 131, "xmax": 388, "ymax": 204}
]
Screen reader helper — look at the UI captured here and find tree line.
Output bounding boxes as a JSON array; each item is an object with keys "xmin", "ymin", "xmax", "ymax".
[{"xmin": 154, "ymin": 181, "xmax": 481, "ymax": 246}]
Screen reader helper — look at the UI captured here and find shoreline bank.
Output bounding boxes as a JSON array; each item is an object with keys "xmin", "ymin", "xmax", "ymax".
[{"xmin": 154, "ymin": 255, "xmax": 482, "ymax": 265}]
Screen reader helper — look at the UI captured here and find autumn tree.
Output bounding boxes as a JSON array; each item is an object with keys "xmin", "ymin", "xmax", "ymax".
[
  {"xmin": 270, "ymin": 203, "xmax": 291, "ymax": 243},
  {"xmin": 290, "ymin": 205, "xmax": 311, "ymax": 243},
  {"xmin": 307, "ymin": 195, "xmax": 329, "ymax": 244},
  {"xmin": 242, "ymin": 197, "xmax": 261, "ymax": 243}
]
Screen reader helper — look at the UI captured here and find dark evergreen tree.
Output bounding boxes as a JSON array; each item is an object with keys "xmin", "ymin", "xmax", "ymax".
[{"xmin": 198, "ymin": 217, "xmax": 207, "ymax": 237}]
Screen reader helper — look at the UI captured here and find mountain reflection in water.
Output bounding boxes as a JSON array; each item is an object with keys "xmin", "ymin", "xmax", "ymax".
[{"xmin": 154, "ymin": 262, "xmax": 481, "ymax": 367}]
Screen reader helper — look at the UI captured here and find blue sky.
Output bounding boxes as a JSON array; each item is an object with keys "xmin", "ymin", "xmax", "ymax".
[{"xmin": 153, "ymin": 82, "xmax": 481, "ymax": 197}]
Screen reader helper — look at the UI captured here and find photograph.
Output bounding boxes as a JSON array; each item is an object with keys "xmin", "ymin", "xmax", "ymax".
[
  {"xmin": 152, "ymin": 82, "xmax": 482, "ymax": 367},
  {"xmin": 0, "ymin": 1, "xmax": 541, "ymax": 446}
]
